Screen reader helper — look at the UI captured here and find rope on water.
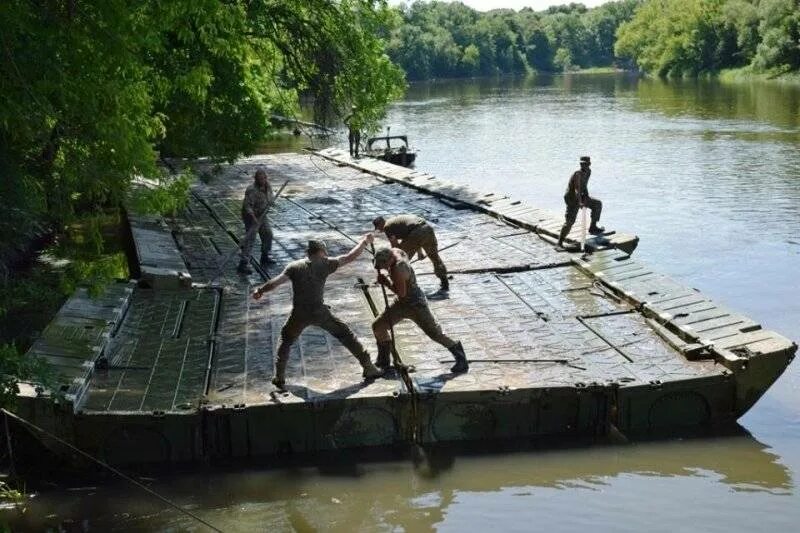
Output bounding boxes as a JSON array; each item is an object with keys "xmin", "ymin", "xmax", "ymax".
[{"xmin": 1, "ymin": 408, "xmax": 224, "ymax": 533}]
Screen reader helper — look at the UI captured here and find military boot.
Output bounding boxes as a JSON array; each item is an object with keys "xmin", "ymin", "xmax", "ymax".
[
  {"xmin": 589, "ymin": 223, "xmax": 605, "ymax": 235},
  {"xmin": 357, "ymin": 352, "xmax": 384, "ymax": 380},
  {"xmin": 448, "ymin": 341, "xmax": 469, "ymax": 374},
  {"xmin": 259, "ymin": 252, "xmax": 273, "ymax": 268},
  {"xmin": 237, "ymin": 259, "xmax": 253, "ymax": 274},
  {"xmin": 271, "ymin": 355, "xmax": 288, "ymax": 389},
  {"xmin": 374, "ymin": 341, "xmax": 392, "ymax": 369},
  {"xmin": 557, "ymin": 226, "xmax": 570, "ymax": 248},
  {"xmin": 439, "ymin": 275, "xmax": 450, "ymax": 292}
]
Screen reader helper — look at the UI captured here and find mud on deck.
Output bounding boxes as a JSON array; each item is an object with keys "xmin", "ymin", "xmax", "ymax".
[{"xmin": 20, "ymin": 152, "xmax": 794, "ymax": 464}]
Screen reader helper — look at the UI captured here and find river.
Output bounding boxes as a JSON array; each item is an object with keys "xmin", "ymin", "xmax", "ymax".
[{"xmin": 5, "ymin": 73, "xmax": 800, "ymax": 531}]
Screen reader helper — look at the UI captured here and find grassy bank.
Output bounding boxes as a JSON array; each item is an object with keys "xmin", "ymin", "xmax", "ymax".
[{"xmin": 719, "ymin": 67, "xmax": 800, "ymax": 84}]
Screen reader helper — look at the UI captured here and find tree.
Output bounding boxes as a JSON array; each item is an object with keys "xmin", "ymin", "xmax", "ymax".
[{"xmin": 753, "ymin": 0, "xmax": 800, "ymax": 71}]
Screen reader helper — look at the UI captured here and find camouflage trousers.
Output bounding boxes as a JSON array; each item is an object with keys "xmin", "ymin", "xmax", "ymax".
[
  {"xmin": 274, "ymin": 306, "xmax": 370, "ymax": 376},
  {"xmin": 348, "ymin": 129, "xmax": 361, "ymax": 157},
  {"xmin": 398, "ymin": 224, "xmax": 448, "ymax": 282},
  {"xmin": 240, "ymin": 216, "xmax": 273, "ymax": 261},
  {"xmin": 560, "ymin": 195, "xmax": 602, "ymax": 237},
  {"xmin": 372, "ymin": 299, "xmax": 455, "ymax": 348}
]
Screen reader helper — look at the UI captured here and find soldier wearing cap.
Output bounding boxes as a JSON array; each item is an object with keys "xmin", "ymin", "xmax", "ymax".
[
  {"xmin": 371, "ymin": 246, "xmax": 468, "ymax": 373},
  {"xmin": 373, "ymin": 214, "xmax": 450, "ymax": 292},
  {"xmin": 238, "ymin": 168, "xmax": 275, "ymax": 274},
  {"xmin": 557, "ymin": 156, "xmax": 605, "ymax": 248},
  {"xmin": 252, "ymin": 235, "xmax": 382, "ymax": 388}
]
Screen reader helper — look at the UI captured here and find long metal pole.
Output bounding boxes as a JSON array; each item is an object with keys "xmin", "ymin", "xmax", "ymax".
[{"xmin": 580, "ymin": 206, "xmax": 588, "ymax": 252}]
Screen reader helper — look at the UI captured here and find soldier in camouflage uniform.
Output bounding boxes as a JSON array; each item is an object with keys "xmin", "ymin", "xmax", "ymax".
[
  {"xmin": 371, "ymin": 247, "xmax": 468, "ymax": 374},
  {"xmin": 238, "ymin": 168, "xmax": 275, "ymax": 274},
  {"xmin": 373, "ymin": 214, "xmax": 450, "ymax": 292},
  {"xmin": 557, "ymin": 156, "xmax": 605, "ymax": 249},
  {"xmin": 343, "ymin": 105, "xmax": 362, "ymax": 158},
  {"xmin": 252, "ymin": 236, "xmax": 382, "ymax": 389}
]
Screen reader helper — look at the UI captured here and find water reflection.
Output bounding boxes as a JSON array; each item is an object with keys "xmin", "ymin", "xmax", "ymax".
[{"xmin": 4, "ymin": 430, "xmax": 791, "ymax": 531}]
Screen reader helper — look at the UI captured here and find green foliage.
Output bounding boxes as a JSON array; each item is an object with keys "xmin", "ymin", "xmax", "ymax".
[
  {"xmin": 753, "ymin": 0, "xmax": 800, "ymax": 71},
  {"xmin": 616, "ymin": 0, "xmax": 800, "ymax": 77},
  {"xmin": 128, "ymin": 170, "xmax": 195, "ymax": 218},
  {"xmin": 388, "ymin": 1, "xmax": 641, "ymax": 80},
  {"xmin": 0, "ymin": 343, "xmax": 50, "ymax": 408},
  {"xmin": 0, "ymin": 0, "xmax": 405, "ymax": 266}
]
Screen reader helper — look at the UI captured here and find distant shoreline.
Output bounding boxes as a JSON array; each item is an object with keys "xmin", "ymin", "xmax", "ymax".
[{"xmin": 405, "ymin": 67, "xmax": 799, "ymax": 85}]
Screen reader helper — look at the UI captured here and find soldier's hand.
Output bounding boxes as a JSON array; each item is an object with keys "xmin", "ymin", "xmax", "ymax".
[
  {"xmin": 252, "ymin": 287, "xmax": 263, "ymax": 300},
  {"xmin": 364, "ymin": 233, "xmax": 374, "ymax": 245},
  {"xmin": 376, "ymin": 273, "xmax": 390, "ymax": 287}
]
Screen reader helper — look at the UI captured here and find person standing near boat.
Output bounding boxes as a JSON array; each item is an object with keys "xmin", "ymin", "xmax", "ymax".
[
  {"xmin": 238, "ymin": 168, "xmax": 275, "ymax": 274},
  {"xmin": 557, "ymin": 156, "xmax": 605, "ymax": 249},
  {"xmin": 252, "ymin": 236, "xmax": 383, "ymax": 389},
  {"xmin": 343, "ymin": 105, "xmax": 362, "ymax": 158},
  {"xmin": 372, "ymin": 214, "xmax": 450, "ymax": 292},
  {"xmin": 371, "ymin": 246, "xmax": 468, "ymax": 373}
]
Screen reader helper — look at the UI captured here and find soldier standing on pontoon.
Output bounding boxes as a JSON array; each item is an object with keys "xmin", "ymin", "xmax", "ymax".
[
  {"xmin": 252, "ymin": 236, "xmax": 383, "ymax": 389},
  {"xmin": 371, "ymin": 246, "xmax": 468, "ymax": 373},
  {"xmin": 373, "ymin": 214, "xmax": 450, "ymax": 292},
  {"xmin": 238, "ymin": 168, "xmax": 274, "ymax": 274},
  {"xmin": 343, "ymin": 105, "xmax": 362, "ymax": 158},
  {"xmin": 557, "ymin": 156, "xmax": 605, "ymax": 249}
]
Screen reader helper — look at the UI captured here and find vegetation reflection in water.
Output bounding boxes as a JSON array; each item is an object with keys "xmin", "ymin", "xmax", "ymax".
[{"xmin": 2, "ymin": 431, "xmax": 791, "ymax": 531}]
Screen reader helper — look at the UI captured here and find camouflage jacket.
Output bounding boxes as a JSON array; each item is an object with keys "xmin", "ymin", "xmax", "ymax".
[{"xmin": 241, "ymin": 183, "xmax": 274, "ymax": 219}]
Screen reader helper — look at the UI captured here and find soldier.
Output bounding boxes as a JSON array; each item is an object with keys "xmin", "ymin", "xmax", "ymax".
[
  {"xmin": 343, "ymin": 105, "xmax": 362, "ymax": 158},
  {"xmin": 238, "ymin": 168, "xmax": 275, "ymax": 274},
  {"xmin": 252, "ymin": 236, "xmax": 383, "ymax": 389},
  {"xmin": 371, "ymin": 246, "xmax": 468, "ymax": 374},
  {"xmin": 557, "ymin": 156, "xmax": 605, "ymax": 249},
  {"xmin": 373, "ymin": 214, "xmax": 450, "ymax": 292}
]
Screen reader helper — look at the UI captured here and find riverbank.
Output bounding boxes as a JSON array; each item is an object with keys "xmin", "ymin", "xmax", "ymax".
[{"xmin": 720, "ymin": 67, "xmax": 800, "ymax": 84}]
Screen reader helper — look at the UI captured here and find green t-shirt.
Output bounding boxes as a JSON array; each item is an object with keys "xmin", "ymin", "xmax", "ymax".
[
  {"xmin": 384, "ymin": 214, "xmax": 425, "ymax": 240},
  {"xmin": 285, "ymin": 256, "xmax": 340, "ymax": 311}
]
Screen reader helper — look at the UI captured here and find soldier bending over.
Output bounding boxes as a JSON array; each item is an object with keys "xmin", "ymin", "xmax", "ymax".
[
  {"xmin": 557, "ymin": 156, "xmax": 605, "ymax": 249},
  {"xmin": 373, "ymin": 214, "xmax": 450, "ymax": 292},
  {"xmin": 371, "ymin": 247, "xmax": 468, "ymax": 374},
  {"xmin": 252, "ymin": 236, "xmax": 383, "ymax": 388},
  {"xmin": 238, "ymin": 168, "xmax": 275, "ymax": 274}
]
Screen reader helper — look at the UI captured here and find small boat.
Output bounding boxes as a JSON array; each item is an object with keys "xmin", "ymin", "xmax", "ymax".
[{"xmin": 365, "ymin": 133, "xmax": 417, "ymax": 167}]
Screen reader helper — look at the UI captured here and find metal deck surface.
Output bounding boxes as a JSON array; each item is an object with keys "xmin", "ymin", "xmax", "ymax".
[
  {"xmin": 77, "ymin": 153, "xmax": 724, "ymax": 412},
  {"xmin": 23, "ymin": 152, "xmax": 793, "ymax": 463}
]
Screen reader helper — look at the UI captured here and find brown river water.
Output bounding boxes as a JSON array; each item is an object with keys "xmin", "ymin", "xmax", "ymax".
[{"xmin": 4, "ymin": 73, "xmax": 799, "ymax": 531}]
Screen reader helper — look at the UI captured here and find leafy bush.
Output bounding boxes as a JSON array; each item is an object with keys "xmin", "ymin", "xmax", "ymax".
[{"xmin": 128, "ymin": 169, "xmax": 195, "ymax": 218}]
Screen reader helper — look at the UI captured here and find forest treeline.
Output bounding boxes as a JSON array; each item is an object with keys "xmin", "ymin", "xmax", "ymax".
[
  {"xmin": 387, "ymin": 0, "xmax": 800, "ymax": 79},
  {"xmin": 387, "ymin": 1, "xmax": 640, "ymax": 79}
]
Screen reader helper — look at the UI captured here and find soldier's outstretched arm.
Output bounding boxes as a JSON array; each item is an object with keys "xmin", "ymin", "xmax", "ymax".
[
  {"xmin": 252, "ymin": 271, "xmax": 289, "ymax": 300},
  {"xmin": 335, "ymin": 233, "xmax": 374, "ymax": 267}
]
